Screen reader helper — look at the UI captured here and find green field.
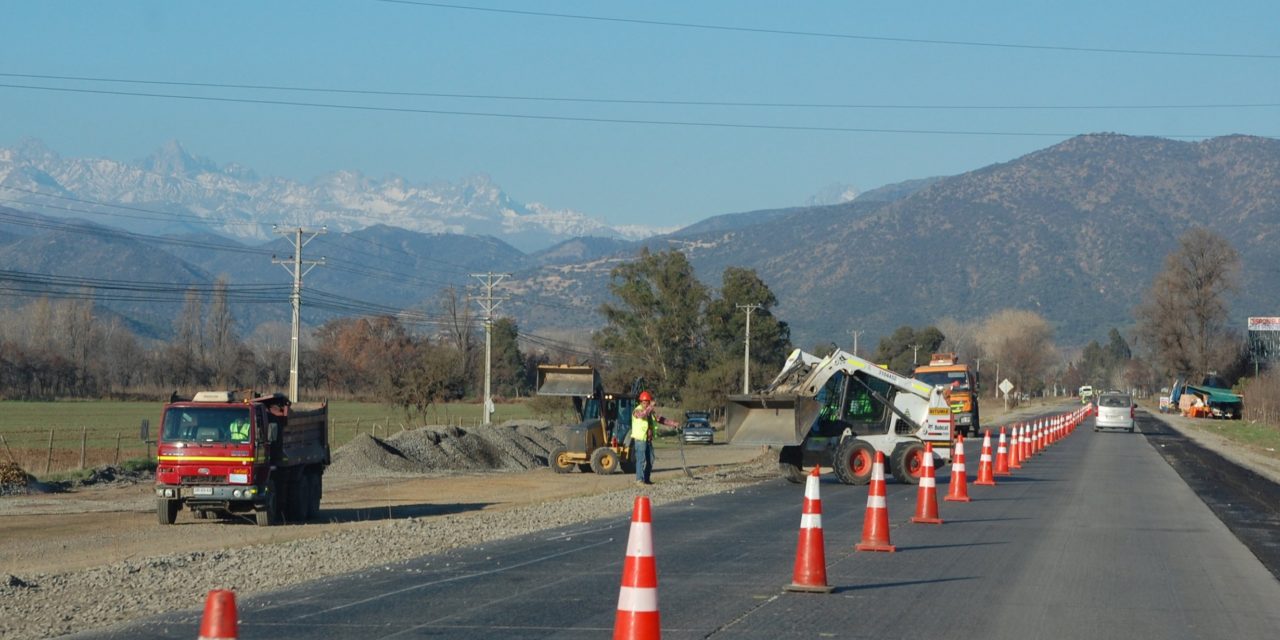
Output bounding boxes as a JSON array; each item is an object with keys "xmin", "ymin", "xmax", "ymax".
[{"xmin": 0, "ymin": 399, "xmax": 552, "ymax": 476}]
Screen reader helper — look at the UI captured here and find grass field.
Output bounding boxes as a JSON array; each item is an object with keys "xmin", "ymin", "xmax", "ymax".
[{"xmin": 0, "ymin": 398, "xmax": 553, "ymax": 476}]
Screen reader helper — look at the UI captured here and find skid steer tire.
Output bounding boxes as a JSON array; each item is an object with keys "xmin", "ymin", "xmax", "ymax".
[
  {"xmin": 590, "ymin": 447, "xmax": 621, "ymax": 474},
  {"xmin": 833, "ymin": 439, "xmax": 876, "ymax": 485},
  {"xmin": 891, "ymin": 442, "xmax": 926, "ymax": 485},
  {"xmin": 778, "ymin": 446, "xmax": 805, "ymax": 484},
  {"xmin": 549, "ymin": 447, "xmax": 575, "ymax": 473}
]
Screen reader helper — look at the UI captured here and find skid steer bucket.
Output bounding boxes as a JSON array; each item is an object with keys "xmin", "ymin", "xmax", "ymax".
[
  {"xmin": 535, "ymin": 365, "xmax": 601, "ymax": 397},
  {"xmin": 725, "ymin": 394, "xmax": 824, "ymax": 446}
]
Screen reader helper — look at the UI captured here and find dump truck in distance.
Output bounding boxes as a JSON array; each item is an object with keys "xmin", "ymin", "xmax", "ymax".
[
  {"xmin": 149, "ymin": 390, "xmax": 329, "ymax": 526},
  {"xmin": 912, "ymin": 353, "xmax": 980, "ymax": 437}
]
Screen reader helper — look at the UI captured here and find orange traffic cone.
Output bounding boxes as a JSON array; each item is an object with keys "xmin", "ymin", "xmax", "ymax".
[
  {"xmin": 198, "ymin": 590, "xmax": 238, "ymax": 640},
  {"xmin": 994, "ymin": 427, "xmax": 1011, "ymax": 476},
  {"xmin": 945, "ymin": 436, "xmax": 972, "ymax": 501},
  {"xmin": 974, "ymin": 430, "xmax": 996, "ymax": 486},
  {"xmin": 786, "ymin": 467, "xmax": 833, "ymax": 593},
  {"xmin": 910, "ymin": 443, "xmax": 944, "ymax": 524},
  {"xmin": 615, "ymin": 496, "xmax": 661, "ymax": 640},
  {"xmin": 1010, "ymin": 425, "xmax": 1024, "ymax": 469},
  {"xmin": 855, "ymin": 451, "xmax": 896, "ymax": 552}
]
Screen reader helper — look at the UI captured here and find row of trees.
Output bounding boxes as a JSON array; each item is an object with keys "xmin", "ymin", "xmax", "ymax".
[{"xmin": 0, "ymin": 227, "xmax": 1254, "ymax": 414}]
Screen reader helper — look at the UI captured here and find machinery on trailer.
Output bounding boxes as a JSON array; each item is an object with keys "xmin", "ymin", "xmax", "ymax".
[
  {"xmin": 536, "ymin": 364, "xmax": 639, "ymax": 474},
  {"xmin": 148, "ymin": 390, "xmax": 329, "ymax": 526},
  {"xmin": 726, "ymin": 348, "xmax": 955, "ymax": 485}
]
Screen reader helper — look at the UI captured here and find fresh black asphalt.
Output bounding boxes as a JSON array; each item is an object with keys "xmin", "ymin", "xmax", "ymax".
[{"xmin": 73, "ymin": 408, "xmax": 1280, "ymax": 639}]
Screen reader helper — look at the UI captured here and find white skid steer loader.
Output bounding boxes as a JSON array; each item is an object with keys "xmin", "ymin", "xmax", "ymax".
[{"xmin": 726, "ymin": 348, "xmax": 955, "ymax": 485}]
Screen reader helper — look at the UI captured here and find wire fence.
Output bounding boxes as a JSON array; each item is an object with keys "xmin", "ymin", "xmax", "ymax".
[{"xmin": 0, "ymin": 414, "xmax": 525, "ymax": 476}]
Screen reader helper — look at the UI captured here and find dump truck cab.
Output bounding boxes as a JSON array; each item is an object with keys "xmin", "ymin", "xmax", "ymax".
[{"xmin": 913, "ymin": 353, "xmax": 980, "ymax": 437}]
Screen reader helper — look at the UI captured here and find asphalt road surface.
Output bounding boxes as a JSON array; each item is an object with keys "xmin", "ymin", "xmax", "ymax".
[{"xmin": 75, "ymin": 409, "xmax": 1280, "ymax": 639}]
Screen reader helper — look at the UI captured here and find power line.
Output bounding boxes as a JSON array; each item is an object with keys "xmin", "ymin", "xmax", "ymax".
[
  {"xmin": 374, "ymin": 1, "xmax": 1280, "ymax": 60},
  {"xmin": 3, "ymin": 72, "xmax": 1276, "ymax": 111},
  {"xmin": 0, "ymin": 82, "xmax": 1263, "ymax": 140}
]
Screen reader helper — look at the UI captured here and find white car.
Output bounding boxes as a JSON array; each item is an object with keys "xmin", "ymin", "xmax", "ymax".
[{"xmin": 1094, "ymin": 392, "xmax": 1135, "ymax": 432}]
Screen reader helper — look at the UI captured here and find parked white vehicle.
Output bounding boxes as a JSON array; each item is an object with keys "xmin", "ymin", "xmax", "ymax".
[{"xmin": 1094, "ymin": 392, "xmax": 1135, "ymax": 432}]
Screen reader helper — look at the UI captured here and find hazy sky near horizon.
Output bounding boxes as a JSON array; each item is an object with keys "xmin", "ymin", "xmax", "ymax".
[{"xmin": 2, "ymin": 1, "xmax": 1276, "ymax": 228}]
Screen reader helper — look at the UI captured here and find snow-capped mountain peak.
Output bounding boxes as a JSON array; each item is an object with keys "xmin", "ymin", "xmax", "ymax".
[{"xmin": 0, "ymin": 139, "xmax": 668, "ymax": 251}]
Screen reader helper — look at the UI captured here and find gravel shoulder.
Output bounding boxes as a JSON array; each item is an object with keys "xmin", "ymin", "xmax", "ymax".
[{"xmin": 0, "ymin": 429, "xmax": 771, "ymax": 640}]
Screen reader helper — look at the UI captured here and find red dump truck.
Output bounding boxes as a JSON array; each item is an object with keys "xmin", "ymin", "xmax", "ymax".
[{"xmin": 148, "ymin": 390, "xmax": 329, "ymax": 526}]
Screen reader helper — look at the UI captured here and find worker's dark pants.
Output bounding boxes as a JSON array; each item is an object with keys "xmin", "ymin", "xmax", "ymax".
[{"xmin": 634, "ymin": 440, "xmax": 653, "ymax": 482}]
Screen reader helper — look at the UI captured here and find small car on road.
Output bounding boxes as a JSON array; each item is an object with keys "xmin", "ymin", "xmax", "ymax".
[
  {"xmin": 1095, "ymin": 392, "xmax": 1135, "ymax": 432},
  {"xmin": 682, "ymin": 411, "xmax": 715, "ymax": 444}
]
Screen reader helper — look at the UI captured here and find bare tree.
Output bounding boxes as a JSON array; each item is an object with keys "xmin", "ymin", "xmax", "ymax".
[
  {"xmin": 1134, "ymin": 228, "xmax": 1240, "ymax": 380},
  {"xmin": 438, "ymin": 286, "xmax": 476, "ymax": 396},
  {"xmin": 979, "ymin": 309, "xmax": 1056, "ymax": 395},
  {"xmin": 206, "ymin": 277, "xmax": 242, "ymax": 387}
]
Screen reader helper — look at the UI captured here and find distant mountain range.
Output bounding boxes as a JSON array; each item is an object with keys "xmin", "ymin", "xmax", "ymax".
[
  {"xmin": 0, "ymin": 134, "xmax": 1276, "ymax": 350},
  {"xmin": 0, "ymin": 139, "xmax": 674, "ymax": 252}
]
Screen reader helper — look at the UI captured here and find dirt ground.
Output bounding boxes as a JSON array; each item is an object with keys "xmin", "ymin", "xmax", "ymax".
[{"xmin": 0, "ymin": 442, "xmax": 759, "ymax": 576}]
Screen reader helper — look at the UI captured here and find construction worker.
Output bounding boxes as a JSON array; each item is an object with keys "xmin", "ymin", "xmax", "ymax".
[
  {"xmin": 631, "ymin": 390, "xmax": 677, "ymax": 485},
  {"xmin": 229, "ymin": 416, "xmax": 251, "ymax": 443}
]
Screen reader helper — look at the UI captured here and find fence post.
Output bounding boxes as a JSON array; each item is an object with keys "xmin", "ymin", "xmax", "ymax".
[
  {"xmin": 80, "ymin": 426, "xmax": 87, "ymax": 470},
  {"xmin": 114, "ymin": 432, "xmax": 122, "ymax": 465},
  {"xmin": 46, "ymin": 427, "xmax": 54, "ymax": 474}
]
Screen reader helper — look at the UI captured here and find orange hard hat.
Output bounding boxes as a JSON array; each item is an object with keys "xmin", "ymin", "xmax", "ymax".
[{"xmin": 638, "ymin": 390, "xmax": 654, "ymax": 402}]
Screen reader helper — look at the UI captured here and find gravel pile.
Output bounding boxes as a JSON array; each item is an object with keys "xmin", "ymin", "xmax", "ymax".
[
  {"xmin": 327, "ymin": 420, "xmax": 568, "ymax": 476},
  {"xmin": 0, "ymin": 447, "xmax": 777, "ymax": 640}
]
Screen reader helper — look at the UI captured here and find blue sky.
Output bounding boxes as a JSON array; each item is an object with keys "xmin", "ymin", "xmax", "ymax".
[{"xmin": 2, "ymin": 0, "xmax": 1276, "ymax": 228}]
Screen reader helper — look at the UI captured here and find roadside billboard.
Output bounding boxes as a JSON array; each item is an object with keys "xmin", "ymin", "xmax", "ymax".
[{"xmin": 1248, "ymin": 317, "xmax": 1280, "ymax": 364}]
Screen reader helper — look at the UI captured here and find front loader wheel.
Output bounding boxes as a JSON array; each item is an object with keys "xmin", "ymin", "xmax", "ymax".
[
  {"xmin": 833, "ymin": 439, "xmax": 876, "ymax": 485},
  {"xmin": 590, "ymin": 447, "xmax": 621, "ymax": 474},
  {"xmin": 778, "ymin": 446, "xmax": 805, "ymax": 484},
  {"xmin": 891, "ymin": 442, "xmax": 926, "ymax": 485},
  {"xmin": 548, "ymin": 447, "xmax": 575, "ymax": 473}
]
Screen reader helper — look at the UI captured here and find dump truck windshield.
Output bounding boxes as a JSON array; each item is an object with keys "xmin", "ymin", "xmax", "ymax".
[
  {"xmin": 916, "ymin": 371, "xmax": 969, "ymax": 389},
  {"xmin": 162, "ymin": 407, "xmax": 251, "ymax": 443}
]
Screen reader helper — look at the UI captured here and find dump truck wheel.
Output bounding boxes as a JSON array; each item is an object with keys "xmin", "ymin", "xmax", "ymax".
[
  {"xmin": 157, "ymin": 498, "xmax": 179, "ymax": 525},
  {"xmin": 307, "ymin": 472, "xmax": 322, "ymax": 519},
  {"xmin": 891, "ymin": 442, "xmax": 925, "ymax": 485},
  {"xmin": 833, "ymin": 439, "xmax": 875, "ymax": 485},
  {"xmin": 590, "ymin": 447, "xmax": 621, "ymax": 474},
  {"xmin": 778, "ymin": 446, "xmax": 805, "ymax": 484},
  {"xmin": 286, "ymin": 476, "xmax": 308, "ymax": 523},
  {"xmin": 255, "ymin": 488, "xmax": 277, "ymax": 527},
  {"xmin": 549, "ymin": 447, "xmax": 575, "ymax": 473}
]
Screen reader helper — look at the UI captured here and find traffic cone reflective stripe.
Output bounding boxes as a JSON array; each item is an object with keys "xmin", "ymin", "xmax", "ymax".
[
  {"xmin": 198, "ymin": 590, "xmax": 238, "ymax": 640},
  {"xmin": 855, "ymin": 451, "xmax": 896, "ymax": 552},
  {"xmin": 911, "ymin": 443, "xmax": 944, "ymax": 524},
  {"xmin": 615, "ymin": 496, "xmax": 661, "ymax": 640},
  {"xmin": 974, "ymin": 431, "xmax": 996, "ymax": 486},
  {"xmin": 946, "ymin": 436, "xmax": 973, "ymax": 500},
  {"xmin": 994, "ymin": 427, "xmax": 1011, "ymax": 476},
  {"xmin": 1010, "ymin": 425, "xmax": 1023, "ymax": 469},
  {"xmin": 787, "ymin": 467, "xmax": 833, "ymax": 593}
]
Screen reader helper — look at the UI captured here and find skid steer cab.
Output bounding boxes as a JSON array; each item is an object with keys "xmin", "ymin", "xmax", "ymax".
[
  {"xmin": 536, "ymin": 364, "xmax": 639, "ymax": 475},
  {"xmin": 726, "ymin": 348, "xmax": 955, "ymax": 486}
]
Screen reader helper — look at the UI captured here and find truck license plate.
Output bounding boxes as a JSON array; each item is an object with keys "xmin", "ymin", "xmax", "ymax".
[{"xmin": 193, "ymin": 487, "xmax": 214, "ymax": 496}]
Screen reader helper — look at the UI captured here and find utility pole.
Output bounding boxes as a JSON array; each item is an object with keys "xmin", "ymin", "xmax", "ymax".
[
  {"xmin": 850, "ymin": 329, "xmax": 864, "ymax": 358},
  {"xmin": 910, "ymin": 343, "xmax": 922, "ymax": 366},
  {"xmin": 472, "ymin": 272, "xmax": 510, "ymax": 425},
  {"xmin": 272, "ymin": 226, "xmax": 325, "ymax": 403},
  {"xmin": 737, "ymin": 304, "xmax": 762, "ymax": 394}
]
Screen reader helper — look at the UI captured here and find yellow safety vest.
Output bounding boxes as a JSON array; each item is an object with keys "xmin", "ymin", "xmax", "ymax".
[
  {"xmin": 230, "ymin": 420, "xmax": 250, "ymax": 442},
  {"xmin": 631, "ymin": 408, "xmax": 655, "ymax": 442}
]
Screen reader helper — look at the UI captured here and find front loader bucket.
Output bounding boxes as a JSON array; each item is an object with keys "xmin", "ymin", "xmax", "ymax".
[
  {"xmin": 535, "ymin": 365, "xmax": 600, "ymax": 397},
  {"xmin": 725, "ymin": 395, "xmax": 823, "ymax": 446}
]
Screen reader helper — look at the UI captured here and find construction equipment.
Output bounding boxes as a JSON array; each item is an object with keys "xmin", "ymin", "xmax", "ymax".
[
  {"xmin": 726, "ymin": 348, "xmax": 955, "ymax": 485},
  {"xmin": 149, "ymin": 390, "xmax": 329, "ymax": 526},
  {"xmin": 913, "ymin": 353, "xmax": 981, "ymax": 437},
  {"xmin": 536, "ymin": 364, "xmax": 639, "ymax": 474}
]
